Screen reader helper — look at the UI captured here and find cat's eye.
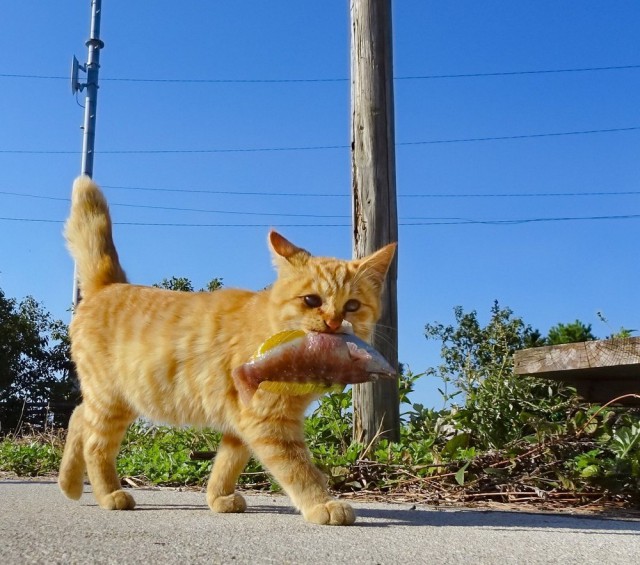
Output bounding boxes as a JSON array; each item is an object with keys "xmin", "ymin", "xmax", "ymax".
[
  {"xmin": 344, "ymin": 299, "xmax": 361, "ymax": 312},
  {"xmin": 303, "ymin": 294, "xmax": 323, "ymax": 308}
]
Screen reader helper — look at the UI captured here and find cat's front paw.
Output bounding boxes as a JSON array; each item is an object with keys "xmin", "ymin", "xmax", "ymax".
[
  {"xmin": 208, "ymin": 492, "xmax": 247, "ymax": 513},
  {"xmin": 303, "ymin": 501, "xmax": 355, "ymax": 525},
  {"xmin": 98, "ymin": 489, "xmax": 136, "ymax": 510}
]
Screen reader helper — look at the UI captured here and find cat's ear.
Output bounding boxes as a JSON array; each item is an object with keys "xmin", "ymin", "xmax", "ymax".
[
  {"xmin": 356, "ymin": 242, "xmax": 397, "ymax": 287},
  {"xmin": 269, "ymin": 230, "xmax": 311, "ymax": 269}
]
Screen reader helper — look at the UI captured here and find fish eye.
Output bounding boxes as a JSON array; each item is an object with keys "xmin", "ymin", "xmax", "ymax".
[
  {"xmin": 303, "ymin": 294, "xmax": 323, "ymax": 308},
  {"xmin": 344, "ymin": 299, "xmax": 361, "ymax": 312}
]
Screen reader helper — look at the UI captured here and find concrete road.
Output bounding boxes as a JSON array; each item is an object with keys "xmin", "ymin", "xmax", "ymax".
[{"xmin": 1, "ymin": 479, "xmax": 639, "ymax": 564}]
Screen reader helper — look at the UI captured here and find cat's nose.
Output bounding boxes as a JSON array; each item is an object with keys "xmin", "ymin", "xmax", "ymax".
[{"xmin": 323, "ymin": 318, "xmax": 343, "ymax": 333}]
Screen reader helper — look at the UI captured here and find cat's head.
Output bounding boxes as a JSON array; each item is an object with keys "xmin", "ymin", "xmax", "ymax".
[{"xmin": 267, "ymin": 231, "xmax": 396, "ymax": 342}]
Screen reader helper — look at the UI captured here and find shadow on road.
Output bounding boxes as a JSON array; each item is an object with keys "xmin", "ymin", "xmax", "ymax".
[
  {"xmin": 355, "ymin": 507, "xmax": 640, "ymax": 533},
  {"xmin": 78, "ymin": 498, "xmax": 640, "ymax": 534},
  {"xmin": 131, "ymin": 503, "xmax": 296, "ymax": 515},
  {"xmin": 5, "ymin": 479, "xmax": 638, "ymax": 534}
]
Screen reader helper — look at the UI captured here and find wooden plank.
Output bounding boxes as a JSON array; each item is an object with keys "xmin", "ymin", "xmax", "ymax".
[
  {"xmin": 514, "ymin": 337, "xmax": 640, "ymax": 405},
  {"xmin": 514, "ymin": 337, "xmax": 640, "ymax": 376}
]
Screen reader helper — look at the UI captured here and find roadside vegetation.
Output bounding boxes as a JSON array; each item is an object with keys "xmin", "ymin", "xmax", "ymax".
[{"xmin": 1, "ymin": 283, "xmax": 639, "ymax": 512}]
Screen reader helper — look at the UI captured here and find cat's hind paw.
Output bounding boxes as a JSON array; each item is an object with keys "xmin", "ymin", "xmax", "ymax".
[
  {"xmin": 98, "ymin": 489, "xmax": 136, "ymax": 510},
  {"xmin": 304, "ymin": 501, "xmax": 355, "ymax": 525},
  {"xmin": 208, "ymin": 492, "xmax": 247, "ymax": 513}
]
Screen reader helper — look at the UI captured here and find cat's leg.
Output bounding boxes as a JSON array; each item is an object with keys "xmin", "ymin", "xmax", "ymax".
[
  {"xmin": 206, "ymin": 433, "xmax": 251, "ymax": 513},
  {"xmin": 243, "ymin": 420, "xmax": 355, "ymax": 525},
  {"xmin": 82, "ymin": 401, "xmax": 136, "ymax": 510},
  {"xmin": 58, "ymin": 404, "xmax": 87, "ymax": 500}
]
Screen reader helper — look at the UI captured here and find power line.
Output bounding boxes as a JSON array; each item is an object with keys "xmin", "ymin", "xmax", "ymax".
[
  {"xmin": 406, "ymin": 214, "xmax": 640, "ymax": 225},
  {"xmin": 398, "ymin": 126, "xmax": 640, "ymax": 146},
  {"xmin": 0, "ymin": 190, "xmax": 348, "ymax": 219},
  {"xmin": 104, "ymin": 185, "xmax": 640, "ymax": 199},
  {"xmin": 1, "ymin": 125, "xmax": 638, "ymax": 155},
  {"xmin": 2, "ymin": 187, "xmax": 639, "ymax": 204},
  {"xmin": 122, "ymin": 203, "xmax": 345, "ymax": 218},
  {"xmin": 0, "ymin": 144, "xmax": 346, "ymax": 155},
  {"xmin": 103, "ymin": 185, "xmax": 347, "ymax": 197},
  {"xmin": 0, "ymin": 217, "xmax": 63, "ymax": 224},
  {"xmin": 0, "ymin": 191, "xmax": 69, "ymax": 202},
  {"xmin": 395, "ymin": 64, "xmax": 640, "ymax": 80},
  {"xmin": 113, "ymin": 202, "xmax": 347, "ymax": 218},
  {"xmin": 1, "ymin": 64, "xmax": 639, "ymax": 83},
  {"xmin": 401, "ymin": 190, "xmax": 640, "ymax": 198},
  {"xmin": 2, "ymin": 213, "xmax": 639, "ymax": 227},
  {"xmin": 0, "ymin": 217, "xmax": 349, "ymax": 227}
]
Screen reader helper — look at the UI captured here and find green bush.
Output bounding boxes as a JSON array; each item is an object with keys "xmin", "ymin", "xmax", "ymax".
[{"xmin": 116, "ymin": 423, "xmax": 220, "ymax": 485}]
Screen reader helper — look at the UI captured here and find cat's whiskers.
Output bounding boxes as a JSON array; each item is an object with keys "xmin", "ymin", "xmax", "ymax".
[{"xmin": 360, "ymin": 322, "xmax": 400, "ymax": 360}]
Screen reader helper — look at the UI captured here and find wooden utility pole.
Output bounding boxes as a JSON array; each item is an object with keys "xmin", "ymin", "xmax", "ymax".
[{"xmin": 350, "ymin": 0, "xmax": 399, "ymax": 443}]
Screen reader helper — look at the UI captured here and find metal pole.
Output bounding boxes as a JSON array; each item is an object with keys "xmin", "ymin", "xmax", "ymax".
[
  {"xmin": 72, "ymin": 0, "xmax": 104, "ymax": 307},
  {"xmin": 80, "ymin": 0, "xmax": 104, "ymax": 177}
]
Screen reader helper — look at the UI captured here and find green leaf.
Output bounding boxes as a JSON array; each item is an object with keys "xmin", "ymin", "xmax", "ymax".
[
  {"xmin": 455, "ymin": 461, "xmax": 471, "ymax": 486},
  {"xmin": 442, "ymin": 433, "xmax": 470, "ymax": 457},
  {"xmin": 580, "ymin": 464, "xmax": 600, "ymax": 478},
  {"xmin": 610, "ymin": 425, "xmax": 640, "ymax": 459},
  {"xmin": 518, "ymin": 411, "xmax": 535, "ymax": 423}
]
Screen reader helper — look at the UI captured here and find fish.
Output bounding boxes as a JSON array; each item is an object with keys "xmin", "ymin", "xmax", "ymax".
[{"xmin": 232, "ymin": 330, "xmax": 396, "ymax": 405}]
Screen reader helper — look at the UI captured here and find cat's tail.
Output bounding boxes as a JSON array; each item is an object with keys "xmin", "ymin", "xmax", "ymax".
[{"xmin": 65, "ymin": 176, "xmax": 127, "ymax": 296}]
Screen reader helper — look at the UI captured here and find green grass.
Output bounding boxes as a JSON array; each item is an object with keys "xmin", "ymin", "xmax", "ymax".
[
  {"xmin": 2, "ymin": 398, "xmax": 640, "ymax": 511},
  {"xmin": 116, "ymin": 423, "xmax": 220, "ymax": 486},
  {"xmin": 0, "ymin": 423, "xmax": 270, "ymax": 489},
  {"xmin": 0, "ymin": 429, "xmax": 64, "ymax": 476}
]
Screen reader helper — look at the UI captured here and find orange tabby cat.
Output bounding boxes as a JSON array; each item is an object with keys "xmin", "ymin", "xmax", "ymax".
[{"xmin": 59, "ymin": 176, "xmax": 396, "ymax": 525}]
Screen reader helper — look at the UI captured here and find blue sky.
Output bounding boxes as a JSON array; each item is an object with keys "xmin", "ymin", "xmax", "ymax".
[{"xmin": 1, "ymin": 2, "xmax": 639, "ymax": 409}]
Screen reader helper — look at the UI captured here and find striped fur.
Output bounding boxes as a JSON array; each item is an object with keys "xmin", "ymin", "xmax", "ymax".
[{"xmin": 59, "ymin": 176, "xmax": 395, "ymax": 524}]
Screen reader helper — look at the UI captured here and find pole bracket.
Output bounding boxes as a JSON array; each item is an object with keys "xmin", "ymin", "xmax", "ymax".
[{"xmin": 70, "ymin": 56, "xmax": 87, "ymax": 94}]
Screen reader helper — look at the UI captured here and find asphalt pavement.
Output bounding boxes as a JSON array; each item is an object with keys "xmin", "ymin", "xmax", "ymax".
[{"xmin": 1, "ymin": 479, "xmax": 639, "ymax": 564}]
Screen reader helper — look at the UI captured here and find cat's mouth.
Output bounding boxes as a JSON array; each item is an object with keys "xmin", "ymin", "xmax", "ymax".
[
  {"xmin": 286, "ymin": 320, "xmax": 355, "ymax": 336},
  {"xmin": 337, "ymin": 320, "xmax": 355, "ymax": 334}
]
